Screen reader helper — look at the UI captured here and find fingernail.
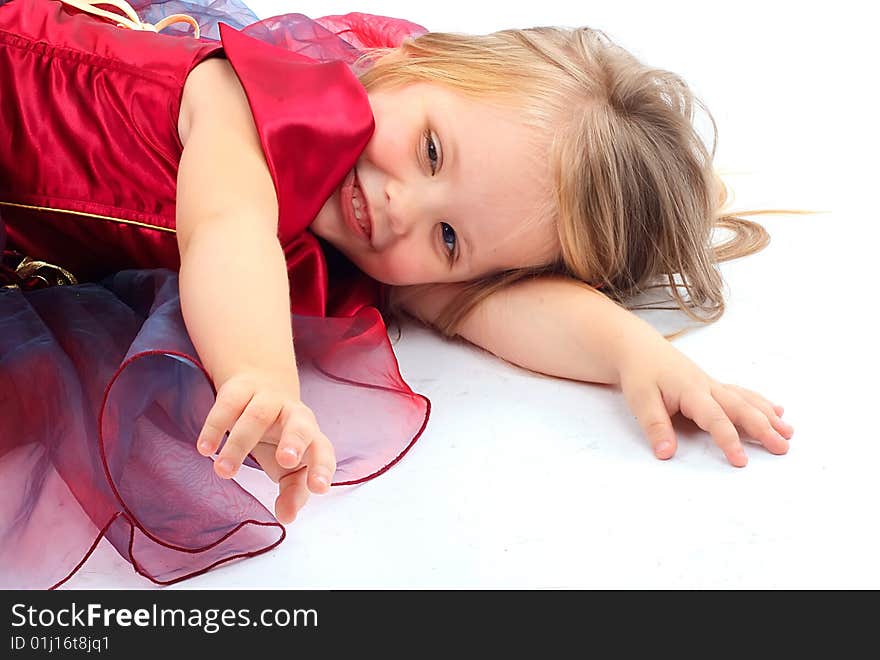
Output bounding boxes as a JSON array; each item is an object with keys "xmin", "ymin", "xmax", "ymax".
[
  {"xmin": 314, "ymin": 474, "xmax": 330, "ymax": 488},
  {"xmin": 281, "ymin": 448, "xmax": 298, "ymax": 463},
  {"xmin": 733, "ymin": 450, "xmax": 748, "ymax": 466},
  {"xmin": 217, "ymin": 458, "xmax": 235, "ymax": 476},
  {"xmin": 655, "ymin": 441, "xmax": 672, "ymax": 457},
  {"xmin": 197, "ymin": 441, "xmax": 210, "ymax": 454}
]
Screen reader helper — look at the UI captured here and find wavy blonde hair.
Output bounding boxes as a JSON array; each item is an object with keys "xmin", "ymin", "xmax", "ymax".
[{"xmin": 354, "ymin": 26, "xmax": 796, "ymax": 339}]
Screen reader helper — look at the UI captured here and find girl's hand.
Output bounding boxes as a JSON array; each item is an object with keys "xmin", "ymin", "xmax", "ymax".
[
  {"xmin": 618, "ymin": 341, "xmax": 794, "ymax": 467},
  {"xmin": 248, "ymin": 443, "xmax": 320, "ymax": 525},
  {"xmin": 195, "ymin": 369, "xmax": 336, "ymax": 522}
]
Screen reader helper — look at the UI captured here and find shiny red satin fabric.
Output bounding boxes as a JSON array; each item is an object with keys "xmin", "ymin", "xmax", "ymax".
[
  {"xmin": 0, "ymin": 0, "xmax": 217, "ymax": 280},
  {"xmin": 0, "ymin": 0, "xmax": 381, "ymax": 317},
  {"xmin": 0, "ymin": 0, "xmax": 430, "ymax": 588}
]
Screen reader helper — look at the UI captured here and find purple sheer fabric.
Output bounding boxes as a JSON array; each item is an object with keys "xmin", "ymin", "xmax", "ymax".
[
  {"xmin": 0, "ymin": 0, "xmax": 429, "ymax": 589},
  {"xmin": 0, "ymin": 265, "xmax": 430, "ymax": 588},
  {"xmin": 0, "ymin": 270, "xmax": 285, "ymax": 588},
  {"xmin": 131, "ymin": 0, "xmax": 259, "ymax": 36},
  {"xmin": 131, "ymin": 0, "xmax": 427, "ymax": 69}
]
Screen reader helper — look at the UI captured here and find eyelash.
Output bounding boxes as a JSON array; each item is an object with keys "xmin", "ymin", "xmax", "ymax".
[{"xmin": 424, "ymin": 128, "xmax": 458, "ymax": 265}]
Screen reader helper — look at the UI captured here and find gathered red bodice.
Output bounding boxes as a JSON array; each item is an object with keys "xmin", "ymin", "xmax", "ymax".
[{"xmin": 0, "ymin": 0, "xmax": 379, "ymax": 317}]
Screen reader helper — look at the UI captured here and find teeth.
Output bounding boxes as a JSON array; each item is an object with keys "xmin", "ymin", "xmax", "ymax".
[{"xmin": 351, "ymin": 183, "xmax": 369, "ymax": 234}]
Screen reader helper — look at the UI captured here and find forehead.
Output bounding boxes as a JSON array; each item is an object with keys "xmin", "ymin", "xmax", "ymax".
[{"xmin": 408, "ymin": 83, "xmax": 560, "ymax": 273}]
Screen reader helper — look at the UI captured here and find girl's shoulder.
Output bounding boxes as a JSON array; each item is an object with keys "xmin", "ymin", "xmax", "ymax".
[{"xmin": 178, "ymin": 54, "xmax": 250, "ymax": 148}]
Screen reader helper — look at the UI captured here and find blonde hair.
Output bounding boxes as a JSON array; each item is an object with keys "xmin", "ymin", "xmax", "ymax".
[{"xmin": 355, "ymin": 27, "xmax": 798, "ymax": 339}]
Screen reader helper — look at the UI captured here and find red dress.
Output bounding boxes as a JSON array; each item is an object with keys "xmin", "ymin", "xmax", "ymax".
[{"xmin": 0, "ymin": 0, "xmax": 430, "ymax": 588}]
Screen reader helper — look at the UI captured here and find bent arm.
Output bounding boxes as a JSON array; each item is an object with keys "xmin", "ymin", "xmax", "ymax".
[
  {"xmin": 396, "ymin": 277, "xmax": 670, "ymax": 386},
  {"xmin": 176, "ymin": 58, "xmax": 298, "ymax": 391}
]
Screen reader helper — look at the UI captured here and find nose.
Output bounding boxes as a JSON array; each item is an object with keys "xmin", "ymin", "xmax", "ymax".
[{"xmin": 383, "ymin": 178, "xmax": 434, "ymax": 240}]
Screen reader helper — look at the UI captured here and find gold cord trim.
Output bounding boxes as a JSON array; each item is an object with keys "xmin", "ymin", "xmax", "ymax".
[
  {"xmin": 1, "ymin": 252, "xmax": 80, "ymax": 289},
  {"xmin": 0, "ymin": 201, "xmax": 176, "ymax": 234},
  {"xmin": 13, "ymin": 255, "xmax": 79, "ymax": 287},
  {"xmin": 58, "ymin": 0, "xmax": 201, "ymax": 39}
]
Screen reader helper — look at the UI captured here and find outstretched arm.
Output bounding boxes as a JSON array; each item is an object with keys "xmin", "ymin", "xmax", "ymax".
[
  {"xmin": 177, "ymin": 60, "xmax": 289, "ymax": 396},
  {"xmin": 175, "ymin": 58, "xmax": 334, "ymax": 522},
  {"xmin": 395, "ymin": 276, "xmax": 793, "ymax": 466},
  {"xmin": 397, "ymin": 277, "xmax": 642, "ymax": 385}
]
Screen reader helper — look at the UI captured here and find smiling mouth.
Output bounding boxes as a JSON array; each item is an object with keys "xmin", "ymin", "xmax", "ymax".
[{"xmin": 351, "ymin": 174, "xmax": 372, "ymax": 238}]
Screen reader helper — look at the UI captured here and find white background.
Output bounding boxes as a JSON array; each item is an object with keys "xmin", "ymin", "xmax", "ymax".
[{"xmin": 65, "ymin": 0, "xmax": 879, "ymax": 589}]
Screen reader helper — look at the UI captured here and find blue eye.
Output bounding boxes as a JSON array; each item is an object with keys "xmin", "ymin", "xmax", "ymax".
[
  {"xmin": 441, "ymin": 222, "xmax": 457, "ymax": 263},
  {"xmin": 424, "ymin": 129, "xmax": 439, "ymax": 175}
]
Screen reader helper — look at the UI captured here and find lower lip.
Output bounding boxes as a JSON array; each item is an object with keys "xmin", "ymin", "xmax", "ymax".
[{"xmin": 341, "ymin": 168, "xmax": 372, "ymax": 243}]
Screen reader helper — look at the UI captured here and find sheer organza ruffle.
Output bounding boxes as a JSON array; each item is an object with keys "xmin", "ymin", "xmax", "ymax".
[
  {"xmin": 0, "ymin": 264, "xmax": 429, "ymax": 588},
  {"xmin": 131, "ymin": 0, "xmax": 427, "ymax": 66},
  {"xmin": 0, "ymin": 0, "xmax": 429, "ymax": 589}
]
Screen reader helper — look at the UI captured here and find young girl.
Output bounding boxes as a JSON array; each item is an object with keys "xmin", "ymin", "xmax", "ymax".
[{"xmin": 0, "ymin": 0, "xmax": 793, "ymax": 588}]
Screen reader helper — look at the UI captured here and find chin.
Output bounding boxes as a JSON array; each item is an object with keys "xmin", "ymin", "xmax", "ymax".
[
  {"xmin": 352, "ymin": 260, "xmax": 407, "ymax": 287},
  {"xmin": 356, "ymin": 262, "xmax": 394, "ymax": 285}
]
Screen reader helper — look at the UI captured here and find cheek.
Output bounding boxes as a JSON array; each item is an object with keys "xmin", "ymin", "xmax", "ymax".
[
  {"xmin": 368, "ymin": 244, "xmax": 432, "ymax": 285},
  {"xmin": 364, "ymin": 122, "xmax": 410, "ymax": 165}
]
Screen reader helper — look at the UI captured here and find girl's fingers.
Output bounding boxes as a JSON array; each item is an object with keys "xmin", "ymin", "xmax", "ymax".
[
  {"xmin": 300, "ymin": 432, "xmax": 337, "ymax": 494},
  {"xmin": 275, "ymin": 402, "xmax": 319, "ymax": 469},
  {"xmin": 252, "ymin": 442, "xmax": 316, "ymax": 523},
  {"xmin": 711, "ymin": 386, "xmax": 789, "ymax": 455},
  {"xmin": 248, "ymin": 442, "xmax": 285, "ymax": 482},
  {"xmin": 196, "ymin": 380, "xmax": 253, "ymax": 458},
  {"xmin": 215, "ymin": 394, "xmax": 282, "ymax": 478},
  {"xmin": 275, "ymin": 467, "xmax": 310, "ymax": 524},
  {"xmin": 727, "ymin": 385, "xmax": 794, "ymax": 439},
  {"xmin": 623, "ymin": 384, "xmax": 677, "ymax": 460},
  {"xmin": 250, "ymin": 443, "xmax": 313, "ymax": 523},
  {"xmin": 680, "ymin": 390, "xmax": 746, "ymax": 467}
]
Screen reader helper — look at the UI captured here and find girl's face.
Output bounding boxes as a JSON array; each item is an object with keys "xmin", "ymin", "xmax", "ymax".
[{"xmin": 309, "ymin": 82, "xmax": 560, "ymax": 286}]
